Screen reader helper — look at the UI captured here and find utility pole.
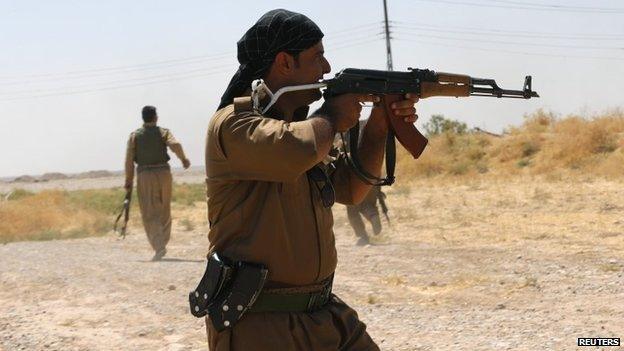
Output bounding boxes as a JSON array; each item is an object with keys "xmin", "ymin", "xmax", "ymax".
[{"xmin": 382, "ymin": 0, "xmax": 393, "ymax": 71}]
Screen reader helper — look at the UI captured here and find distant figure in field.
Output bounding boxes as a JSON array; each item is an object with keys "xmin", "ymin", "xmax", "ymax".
[
  {"xmin": 124, "ymin": 105, "xmax": 191, "ymax": 261},
  {"xmin": 339, "ymin": 120, "xmax": 389, "ymax": 245},
  {"xmin": 346, "ymin": 186, "xmax": 387, "ymax": 245}
]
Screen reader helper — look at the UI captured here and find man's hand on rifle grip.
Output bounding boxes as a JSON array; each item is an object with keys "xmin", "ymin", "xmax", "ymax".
[
  {"xmin": 321, "ymin": 93, "xmax": 380, "ymax": 132},
  {"xmin": 369, "ymin": 93, "xmax": 419, "ymax": 135},
  {"xmin": 389, "ymin": 93, "xmax": 419, "ymax": 123}
]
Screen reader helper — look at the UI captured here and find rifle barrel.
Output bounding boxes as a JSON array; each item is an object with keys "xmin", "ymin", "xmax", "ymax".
[
  {"xmin": 470, "ymin": 87, "xmax": 539, "ymax": 98},
  {"xmin": 470, "ymin": 75, "xmax": 539, "ymax": 98}
]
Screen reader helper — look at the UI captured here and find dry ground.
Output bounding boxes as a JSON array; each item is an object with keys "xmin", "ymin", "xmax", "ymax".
[{"xmin": 1, "ymin": 177, "xmax": 623, "ymax": 350}]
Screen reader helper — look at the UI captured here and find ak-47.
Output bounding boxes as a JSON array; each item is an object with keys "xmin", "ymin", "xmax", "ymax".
[
  {"xmin": 252, "ymin": 67, "xmax": 539, "ymax": 185},
  {"xmin": 324, "ymin": 68, "xmax": 538, "ymax": 160},
  {"xmin": 113, "ymin": 188, "xmax": 132, "ymax": 238}
]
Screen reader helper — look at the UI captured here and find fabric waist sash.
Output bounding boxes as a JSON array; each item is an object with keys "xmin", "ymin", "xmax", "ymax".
[{"xmin": 137, "ymin": 163, "xmax": 170, "ymax": 173}]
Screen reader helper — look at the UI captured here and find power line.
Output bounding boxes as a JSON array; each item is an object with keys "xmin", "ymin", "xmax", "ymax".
[
  {"xmin": 0, "ymin": 22, "xmax": 383, "ymax": 84},
  {"xmin": 324, "ymin": 22, "xmax": 384, "ymax": 38},
  {"xmin": 325, "ymin": 27, "xmax": 385, "ymax": 44},
  {"xmin": 327, "ymin": 37, "xmax": 385, "ymax": 51},
  {"xmin": 1, "ymin": 30, "xmax": 382, "ymax": 87},
  {"xmin": 0, "ymin": 35, "xmax": 383, "ymax": 102},
  {"xmin": 325, "ymin": 32, "xmax": 385, "ymax": 47},
  {"xmin": 325, "ymin": 28, "xmax": 383, "ymax": 41},
  {"xmin": 393, "ymin": 20, "xmax": 624, "ymax": 38},
  {"xmin": 483, "ymin": 0, "xmax": 624, "ymax": 12},
  {"xmin": 0, "ymin": 52, "xmax": 234, "ymax": 82},
  {"xmin": 0, "ymin": 67, "xmax": 237, "ymax": 102},
  {"xmin": 410, "ymin": 0, "xmax": 624, "ymax": 13},
  {"xmin": 325, "ymin": 22, "xmax": 383, "ymax": 34},
  {"xmin": 0, "ymin": 64, "xmax": 237, "ymax": 96},
  {"xmin": 0, "ymin": 58, "xmax": 237, "ymax": 87},
  {"xmin": 392, "ymin": 22, "xmax": 624, "ymax": 40},
  {"xmin": 395, "ymin": 37, "xmax": 624, "ymax": 61},
  {"xmin": 394, "ymin": 31, "xmax": 624, "ymax": 51}
]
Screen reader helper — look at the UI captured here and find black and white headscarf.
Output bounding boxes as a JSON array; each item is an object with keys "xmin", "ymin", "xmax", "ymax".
[{"xmin": 218, "ymin": 9, "xmax": 324, "ymax": 110}]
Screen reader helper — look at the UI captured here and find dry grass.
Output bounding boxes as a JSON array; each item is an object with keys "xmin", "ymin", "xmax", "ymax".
[
  {"xmin": 179, "ymin": 218, "xmax": 196, "ymax": 232},
  {"xmin": 4, "ymin": 109, "xmax": 624, "ymax": 243},
  {"xmin": 172, "ymin": 183, "xmax": 206, "ymax": 206},
  {"xmin": 0, "ymin": 190, "xmax": 113, "ymax": 243},
  {"xmin": 396, "ymin": 108, "xmax": 624, "ymax": 181},
  {"xmin": 0, "ymin": 183, "xmax": 206, "ymax": 244}
]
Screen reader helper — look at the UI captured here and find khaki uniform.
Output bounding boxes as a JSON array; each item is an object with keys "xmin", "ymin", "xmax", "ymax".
[
  {"xmin": 205, "ymin": 100, "xmax": 379, "ymax": 350},
  {"xmin": 346, "ymin": 187, "xmax": 382, "ymax": 240},
  {"xmin": 125, "ymin": 122, "xmax": 187, "ymax": 253}
]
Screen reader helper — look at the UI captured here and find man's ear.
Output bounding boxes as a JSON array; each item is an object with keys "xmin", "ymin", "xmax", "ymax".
[{"xmin": 273, "ymin": 52, "xmax": 296, "ymax": 75}]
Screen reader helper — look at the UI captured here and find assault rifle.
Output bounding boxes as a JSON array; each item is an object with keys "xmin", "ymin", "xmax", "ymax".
[
  {"xmin": 113, "ymin": 188, "xmax": 132, "ymax": 238},
  {"xmin": 252, "ymin": 67, "xmax": 539, "ymax": 185}
]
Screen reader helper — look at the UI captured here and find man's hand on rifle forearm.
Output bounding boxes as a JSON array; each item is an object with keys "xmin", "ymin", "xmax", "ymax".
[
  {"xmin": 349, "ymin": 94, "xmax": 419, "ymax": 202},
  {"xmin": 310, "ymin": 94, "xmax": 380, "ymax": 161}
]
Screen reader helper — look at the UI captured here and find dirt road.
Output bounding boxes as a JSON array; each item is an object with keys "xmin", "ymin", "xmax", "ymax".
[{"xmin": 1, "ymin": 178, "xmax": 623, "ymax": 350}]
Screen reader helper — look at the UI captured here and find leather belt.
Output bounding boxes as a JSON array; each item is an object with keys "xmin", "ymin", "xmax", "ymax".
[{"xmin": 250, "ymin": 276, "xmax": 333, "ymax": 313}]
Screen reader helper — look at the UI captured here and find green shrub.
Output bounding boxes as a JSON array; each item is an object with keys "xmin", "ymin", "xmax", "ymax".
[
  {"xmin": 6, "ymin": 189, "xmax": 34, "ymax": 201},
  {"xmin": 424, "ymin": 114, "xmax": 468, "ymax": 137}
]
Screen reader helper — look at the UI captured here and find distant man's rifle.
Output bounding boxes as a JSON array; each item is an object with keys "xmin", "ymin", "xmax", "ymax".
[
  {"xmin": 113, "ymin": 188, "xmax": 132, "ymax": 239},
  {"xmin": 252, "ymin": 67, "xmax": 539, "ymax": 185}
]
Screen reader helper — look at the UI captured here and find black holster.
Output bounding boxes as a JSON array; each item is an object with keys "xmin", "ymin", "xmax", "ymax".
[{"xmin": 189, "ymin": 252, "xmax": 268, "ymax": 332}]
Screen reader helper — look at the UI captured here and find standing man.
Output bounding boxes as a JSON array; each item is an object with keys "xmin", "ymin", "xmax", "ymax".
[
  {"xmin": 204, "ymin": 9, "xmax": 418, "ymax": 350},
  {"xmin": 124, "ymin": 105, "xmax": 190, "ymax": 261},
  {"xmin": 346, "ymin": 186, "xmax": 385, "ymax": 246}
]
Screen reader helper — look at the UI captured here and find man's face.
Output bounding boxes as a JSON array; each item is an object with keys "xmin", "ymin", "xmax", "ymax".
[{"xmin": 286, "ymin": 41, "xmax": 331, "ymax": 105}]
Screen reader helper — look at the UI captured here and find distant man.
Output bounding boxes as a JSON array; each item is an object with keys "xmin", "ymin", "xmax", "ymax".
[
  {"xmin": 124, "ymin": 105, "xmax": 190, "ymax": 261},
  {"xmin": 346, "ymin": 186, "xmax": 386, "ymax": 245},
  {"xmin": 339, "ymin": 121, "xmax": 388, "ymax": 245}
]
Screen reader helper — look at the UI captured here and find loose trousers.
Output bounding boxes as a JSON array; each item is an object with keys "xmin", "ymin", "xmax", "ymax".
[
  {"xmin": 137, "ymin": 168, "xmax": 172, "ymax": 253},
  {"xmin": 206, "ymin": 295, "xmax": 379, "ymax": 351},
  {"xmin": 346, "ymin": 190, "xmax": 382, "ymax": 239}
]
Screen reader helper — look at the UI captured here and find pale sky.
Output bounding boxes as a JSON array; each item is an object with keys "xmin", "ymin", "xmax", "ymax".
[{"xmin": 1, "ymin": 0, "xmax": 623, "ymax": 177}]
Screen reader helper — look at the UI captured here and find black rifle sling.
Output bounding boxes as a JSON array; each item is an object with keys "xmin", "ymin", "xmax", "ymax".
[
  {"xmin": 385, "ymin": 130, "xmax": 396, "ymax": 185},
  {"xmin": 345, "ymin": 124, "xmax": 395, "ymax": 186}
]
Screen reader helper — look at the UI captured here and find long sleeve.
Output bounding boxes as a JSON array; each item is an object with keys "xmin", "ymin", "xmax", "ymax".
[
  {"xmin": 162, "ymin": 129, "xmax": 188, "ymax": 162},
  {"xmin": 215, "ymin": 111, "xmax": 319, "ymax": 183},
  {"xmin": 329, "ymin": 152, "xmax": 355, "ymax": 205}
]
